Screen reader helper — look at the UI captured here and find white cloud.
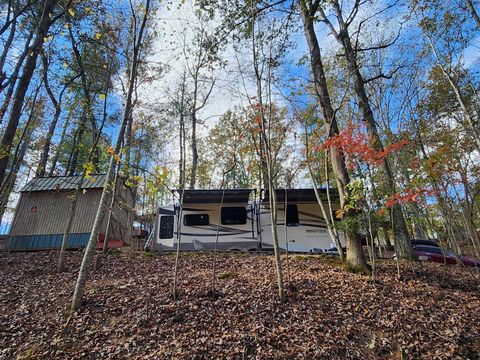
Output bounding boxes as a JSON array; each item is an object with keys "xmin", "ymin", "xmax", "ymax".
[{"xmin": 463, "ymin": 36, "xmax": 480, "ymax": 68}]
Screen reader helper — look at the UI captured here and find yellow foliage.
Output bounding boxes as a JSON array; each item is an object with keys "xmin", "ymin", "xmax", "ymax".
[
  {"xmin": 106, "ymin": 146, "xmax": 121, "ymax": 163},
  {"xmin": 83, "ymin": 162, "xmax": 95, "ymax": 179}
]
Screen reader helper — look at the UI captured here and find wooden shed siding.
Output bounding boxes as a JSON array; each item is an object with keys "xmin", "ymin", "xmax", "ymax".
[
  {"xmin": 9, "ymin": 189, "xmax": 105, "ymax": 236},
  {"xmin": 108, "ymin": 181, "xmax": 134, "ymax": 243}
]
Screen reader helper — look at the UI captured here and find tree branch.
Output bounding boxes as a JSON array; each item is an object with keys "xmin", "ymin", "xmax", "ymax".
[{"xmin": 363, "ymin": 65, "xmax": 403, "ymax": 84}]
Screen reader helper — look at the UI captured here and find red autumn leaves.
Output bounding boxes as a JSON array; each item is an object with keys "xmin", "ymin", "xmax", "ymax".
[
  {"xmin": 322, "ymin": 123, "xmax": 409, "ymax": 169},
  {"xmin": 320, "ymin": 123, "xmax": 435, "ymax": 209},
  {"xmin": 385, "ymin": 188, "xmax": 439, "ymax": 207}
]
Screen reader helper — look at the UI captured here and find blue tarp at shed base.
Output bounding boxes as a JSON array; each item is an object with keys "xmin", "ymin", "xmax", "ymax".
[{"xmin": 8, "ymin": 233, "xmax": 91, "ymax": 250}]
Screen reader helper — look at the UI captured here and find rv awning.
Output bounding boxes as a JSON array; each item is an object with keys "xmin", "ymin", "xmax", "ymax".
[
  {"xmin": 176, "ymin": 189, "xmax": 254, "ymax": 204},
  {"xmin": 262, "ymin": 188, "xmax": 339, "ymax": 203}
]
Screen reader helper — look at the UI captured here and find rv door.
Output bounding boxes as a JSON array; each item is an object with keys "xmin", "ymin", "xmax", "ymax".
[{"xmin": 156, "ymin": 210, "xmax": 175, "ymax": 248}]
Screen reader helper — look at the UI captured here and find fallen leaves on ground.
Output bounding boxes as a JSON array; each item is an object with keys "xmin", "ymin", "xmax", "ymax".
[{"xmin": 0, "ymin": 251, "xmax": 479, "ymax": 359}]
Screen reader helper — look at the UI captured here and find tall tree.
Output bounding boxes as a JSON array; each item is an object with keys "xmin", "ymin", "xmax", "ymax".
[
  {"xmin": 36, "ymin": 52, "xmax": 77, "ymax": 177},
  {"xmin": 71, "ymin": 0, "xmax": 154, "ymax": 312},
  {"xmin": 316, "ymin": 0, "xmax": 415, "ymax": 260},
  {"xmin": 180, "ymin": 16, "xmax": 221, "ymax": 189},
  {"xmin": 299, "ymin": 0, "xmax": 369, "ymax": 272},
  {"xmin": 0, "ymin": 0, "xmax": 64, "ymax": 187}
]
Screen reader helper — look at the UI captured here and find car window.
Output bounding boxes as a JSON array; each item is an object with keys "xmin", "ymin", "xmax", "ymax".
[{"xmin": 416, "ymin": 246, "xmax": 443, "ymax": 254}]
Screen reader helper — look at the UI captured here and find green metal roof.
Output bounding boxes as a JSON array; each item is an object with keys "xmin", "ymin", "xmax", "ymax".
[{"xmin": 21, "ymin": 174, "xmax": 107, "ymax": 193}]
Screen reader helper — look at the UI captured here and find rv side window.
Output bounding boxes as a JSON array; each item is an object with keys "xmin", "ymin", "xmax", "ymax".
[
  {"xmin": 184, "ymin": 214, "xmax": 209, "ymax": 226},
  {"xmin": 221, "ymin": 207, "xmax": 247, "ymax": 225},
  {"xmin": 159, "ymin": 216, "xmax": 174, "ymax": 239},
  {"xmin": 286, "ymin": 205, "xmax": 299, "ymax": 225}
]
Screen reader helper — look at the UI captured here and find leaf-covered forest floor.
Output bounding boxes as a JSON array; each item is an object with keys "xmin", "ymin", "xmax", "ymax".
[{"xmin": 1, "ymin": 251, "xmax": 479, "ymax": 359}]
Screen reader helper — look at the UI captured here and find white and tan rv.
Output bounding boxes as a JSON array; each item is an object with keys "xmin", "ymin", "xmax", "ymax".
[{"xmin": 151, "ymin": 189, "xmax": 344, "ymax": 253}]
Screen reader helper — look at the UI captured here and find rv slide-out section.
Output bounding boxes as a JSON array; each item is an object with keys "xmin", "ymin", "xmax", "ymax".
[
  {"xmin": 155, "ymin": 203, "xmax": 259, "ymax": 251},
  {"xmin": 155, "ymin": 189, "xmax": 259, "ymax": 251}
]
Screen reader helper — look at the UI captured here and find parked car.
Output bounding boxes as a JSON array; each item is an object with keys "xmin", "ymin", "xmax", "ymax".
[
  {"xmin": 325, "ymin": 247, "xmax": 339, "ymax": 256},
  {"xmin": 411, "ymin": 239, "xmax": 440, "ymax": 247},
  {"xmin": 413, "ymin": 245, "xmax": 480, "ymax": 267},
  {"xmin": 324, "ymin": 247, "xmax": 347, "ymax": 256}
]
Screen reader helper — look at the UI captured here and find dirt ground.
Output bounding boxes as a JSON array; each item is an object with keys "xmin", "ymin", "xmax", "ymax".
[{"xmin": 0, "ymin": 251, "xmax": 479, "ymax": 359}]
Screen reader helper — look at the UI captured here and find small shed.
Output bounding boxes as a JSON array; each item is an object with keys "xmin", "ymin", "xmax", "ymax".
[{"xmin": 8, "ymin": 175, "xmax": 135, "ymax": 251}]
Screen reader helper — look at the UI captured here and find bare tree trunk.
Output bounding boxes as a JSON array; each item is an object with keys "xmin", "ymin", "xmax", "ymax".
[
  {"xmin": 250, "ymin": 4, "xmax": 285, "ymax": 300},
  {"xmin": 0, "ymin": 0, "xmax": 58, "ymax": 187},
  {"xmin": 0, "ymin": 29, "xmax": 34, "ymax": 123},
  {"xmin": 124, "ymin": 116, "xmax": 133, "ymax": 175},
  {"xmin": 57, "ymin": 178, "xmax": 82, "ymax": 272},
  {"xmin": 0, "ymin": 1, "xmax": 32, "ymax": 38},
  {"xmin": 179, "ymin": 114, "xmax": 185, "ymax": 188},
  {"xmin": 71, "ymin": 0, "xmax": 151, "ymax": 313},
  {"xmin": 283, "ymin": 186, "xmax": 290, "ymax": 284},
  {"xmin": 0, "ymin": 122, "xmax": 35, "ymax": 225},
  {"xmin": 267, "ymin": 185, "xmax": 285, "ymax": 301},
  {"xmin": 212, "ymin": 178, "xmax": 226, "ymax": 297},
  {"xmin": 300, "ymin": 0, "xmax": 369, "ymax": 272},
  {"xmin": 189, "ymin": 111, "xmax": 198, "ymax": 189},
  {"xmin": 183, "ymin": 25, "xmax": 216, "ymax": 190},
  {"xmin": 64, "ymin": 126, "xmax": 78, "ymax": 175},
  {"xmin": 172, "ymin": 189, "xmax": 184, "ymax": 300},
  {"xmin": 304, "ymin": 138, "xmax": 344, "ymax": 261},
  {"xmin": 0, "ymin": 83, "xmax": 41, "ymax": 198},
  {"xmin": 67, "ymin": 26, "xmax": 95, "ymax": 176},
  {"xmin": 0, "ymin": 13, "xmax": 17, "ymax": 92},
  {"xmin": 466, "ymin": 0, "xmax": 480, "ymax": 30},
  {"xmin": 58, "ymin": 99, "xmax": 109, "ymax": 272},
  {"xmin": 177, "ymin": 72, "xmax": 187, "ymax": 189},
  {"xmin": 48, "ymin": 112, "xmax": 70, "ymax": 176},
  {"xmin": 36, "ymin": 54, "xmax": 72, "ymax": 177},
  {"xmin": 36, "ymin": 106, "xmax": 61, "ymax": 177},
  {"xmin": 324, "ymin": 153, "xmax": 345, "ymax": 260},
  {"xmin": 102, "ymin": 164, "xmax": 120, "ymax": 252}
]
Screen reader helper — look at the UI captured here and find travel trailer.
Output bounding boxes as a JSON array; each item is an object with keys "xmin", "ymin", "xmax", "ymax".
[{"xmin": 150, "ymin": 188, "xmax": 344, "ymax": 253}]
